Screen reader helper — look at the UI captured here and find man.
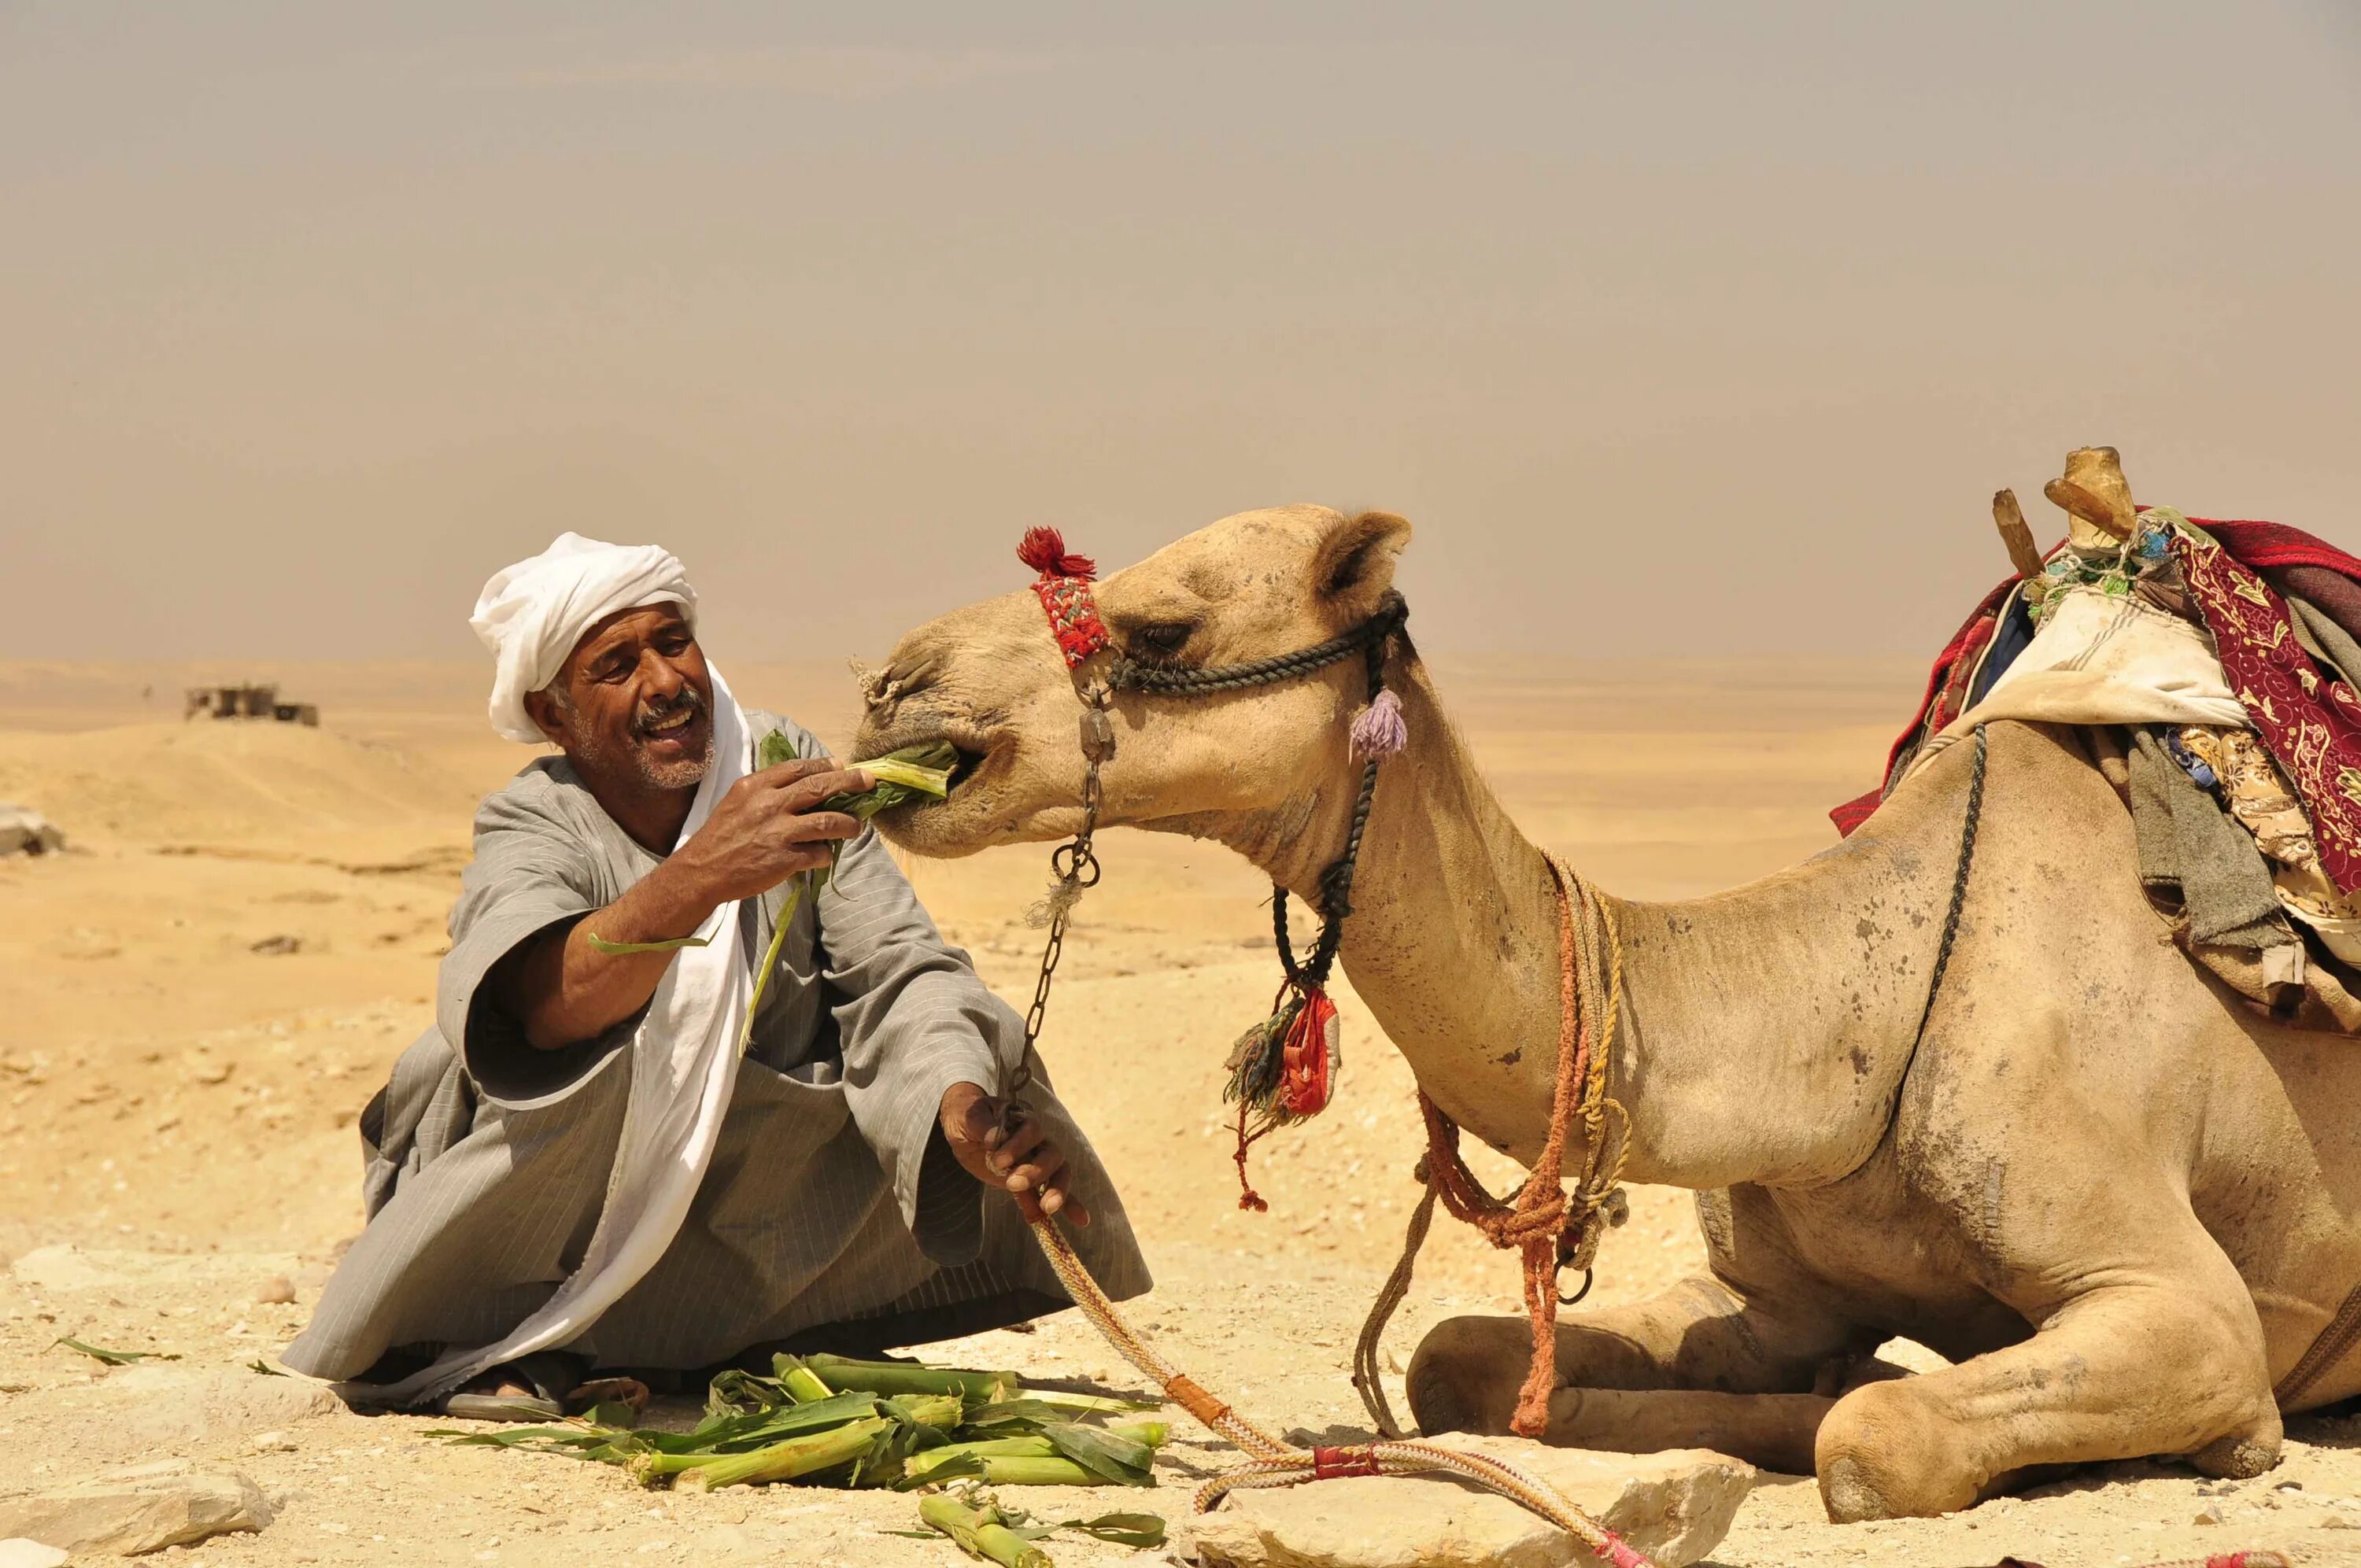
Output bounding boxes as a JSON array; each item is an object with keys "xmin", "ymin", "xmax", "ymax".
[{"xmin": 285, "ymin": 534, "xmax": 1147, "ymax": 1415}]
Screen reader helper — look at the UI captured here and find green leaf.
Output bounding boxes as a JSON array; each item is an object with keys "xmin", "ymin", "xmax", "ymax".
[
  {"xmin": 1025, "ymin": 1390, "xmax": 1163, "ymax": 1416},
  {"xmin": 585, "ymin": 932, "xmax": 711, "ymax": 955},
  {"xmin": 758, "ymin": 729, "xmax": 803, "ymax": 771},
  {"xmin": 895, "ymin": 1452, "xmax": 985, "ymax": 1489},
  {"xmin": 959, "ymin": 1400, "xmax": 1066, "ymax": 1430},
  {"xmin": 1059, "ymin": 1512, "xmax": 1169, "ymax": 1549},
  {"xmin": 1044, "ymin": 1423, "xmax": 1155, "ymax": 1487},
  {"xmin": 51, "ymin": 1336, "xmax": 176, "ymax": 1366}
]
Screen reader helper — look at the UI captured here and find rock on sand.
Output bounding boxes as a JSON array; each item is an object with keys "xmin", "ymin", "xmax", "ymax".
[{"xmin": 0, "ymin": 1459, "xmax": 273, "ymax": 1557}]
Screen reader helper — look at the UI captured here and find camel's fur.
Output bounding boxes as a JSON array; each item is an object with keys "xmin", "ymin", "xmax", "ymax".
[{"xmin": 853, "ymin": 504, "xmax": 2361, "ymax": 1521}]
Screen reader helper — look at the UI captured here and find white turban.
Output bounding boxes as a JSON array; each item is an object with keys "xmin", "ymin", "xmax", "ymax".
[{"xmin": 471, "ymin": 533, "xmax": 699, "ymax": 743}]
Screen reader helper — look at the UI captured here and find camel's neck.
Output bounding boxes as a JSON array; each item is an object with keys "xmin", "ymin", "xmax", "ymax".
[{"xmin": 1201, "ymin": 659, "xmax": 1961, "ymax": 1191}]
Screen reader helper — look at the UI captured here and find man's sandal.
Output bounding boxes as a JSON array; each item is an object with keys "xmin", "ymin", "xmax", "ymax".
[{"xmin": 439, "ymin": 1351, "xmax": 581, "ymax": 1423}]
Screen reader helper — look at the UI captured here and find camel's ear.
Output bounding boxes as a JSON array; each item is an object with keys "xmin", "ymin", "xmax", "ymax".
[{"xmin": 1312, "ymin": 510, "xmax": 1413, "ymax": 626}]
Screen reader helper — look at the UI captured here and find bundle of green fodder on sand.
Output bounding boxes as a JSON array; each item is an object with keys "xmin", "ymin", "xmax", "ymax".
[{"xmin": 433, "ymin": 1352, "xmax": 1169, "ymax": 1495}]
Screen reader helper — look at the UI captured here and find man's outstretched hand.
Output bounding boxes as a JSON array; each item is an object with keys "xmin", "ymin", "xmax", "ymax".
[{"xmin": 939, "ymin": 1082, "xmax": 1089, "ymax": 1227}]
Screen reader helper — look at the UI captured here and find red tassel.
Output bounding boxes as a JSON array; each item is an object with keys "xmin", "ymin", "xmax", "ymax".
[
  {"xmin": 1279, "ymin": 987, "xmax": 1340, "ymax": 1117},
  {"xmin": 1018, "ymin": 526, "xmax": 1096, "ymax": 581}
]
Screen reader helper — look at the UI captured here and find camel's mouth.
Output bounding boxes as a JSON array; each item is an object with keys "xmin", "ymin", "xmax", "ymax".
[
  {"xmin": 941, "ymin": 742, "xmax": 990, "ymax": 794},
  {"xmin": 855, "ymin": 718, "xmax": 1019, "ymax": 854},
  {"xmin": 863, "ymin": 728, "xmax": 999, "ymax": 806}
]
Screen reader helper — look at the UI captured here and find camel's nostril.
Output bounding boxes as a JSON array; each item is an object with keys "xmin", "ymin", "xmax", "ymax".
[{"xmin": 855, "ymin": 657, "xmax": 940, "ymax": 718}]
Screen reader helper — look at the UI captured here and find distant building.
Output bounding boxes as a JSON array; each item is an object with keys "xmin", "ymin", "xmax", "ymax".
[
  {"xmin": 184, "ymin": 683, "xmax": 320, "ymax": 726},
  {"xmin": 0, "ymin": 804, "xmax": 65, "ymax": 856}
]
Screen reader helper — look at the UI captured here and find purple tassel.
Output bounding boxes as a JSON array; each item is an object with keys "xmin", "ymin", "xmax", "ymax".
[{"xmin": 1350, "ymin": 688, "xmax": 1408, "ymax": 760}]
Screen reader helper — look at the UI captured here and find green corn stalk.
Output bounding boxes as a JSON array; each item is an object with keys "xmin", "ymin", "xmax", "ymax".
[
  {"xmin": 1042, "ymin": 1422, "xmax": 1157, "ymax": 1486},
  {"xmin": 794, "ymin": 1352, "xmax": 1018, "ymax": 1404},
  {"xmin": 965, "ymin": 1456, "xmax": 1115, "ymax": 1488},
  {"xmin": 686, "ymin": 1391, "xmax": 885, "ymax": 1452},
  {"xmin": 903, "ymin": 1437, "xmax": 1059, "ymax": 1481},
  {"xmin": 739, "ymin": 736, "xmax": 955, "ymax": 1054},
  {"xmin": 1029, "ymin": 1392, "xmax": 1164, "ymax": 1417},
  {"xmin": 670, "ymin": 1415, "xmax": 895, "ymax": 1492},
  {"xmin": 921, "ymin": 1495, "xmax": 1054, "ymax": 1568},
  {"xmin": 772, "ymin": 1355, "xmax": 836, "ymax": 1404},
  {"xmin": 885, "ymin": 1393, "xmax": 968, "ymax": 1430}
]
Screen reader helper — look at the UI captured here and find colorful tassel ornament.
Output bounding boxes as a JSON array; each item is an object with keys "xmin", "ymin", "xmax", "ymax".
[{"xmin": 1350, "ymin": 688, "xmax": 1407, "ymax": 759}]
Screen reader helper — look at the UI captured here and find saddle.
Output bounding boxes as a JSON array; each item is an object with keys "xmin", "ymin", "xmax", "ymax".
[{"xmin": 1835, "ymin": 449, "xmax": 2361, "ymax": 1035}]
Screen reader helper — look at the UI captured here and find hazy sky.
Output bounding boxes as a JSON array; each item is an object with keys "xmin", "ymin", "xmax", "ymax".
[{"xmin": 6, "ymin": 2, "xmax": 2359, "ymax": 663}]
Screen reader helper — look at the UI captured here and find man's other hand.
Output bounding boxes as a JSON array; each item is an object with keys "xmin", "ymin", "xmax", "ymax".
[
  {"xmin": 673, "ymin": 757, "xmax": 872, "ymax": 905},
  {"xmin": 939, "ymin": 1082, "xmax": 1089, "ymax": 1227}
]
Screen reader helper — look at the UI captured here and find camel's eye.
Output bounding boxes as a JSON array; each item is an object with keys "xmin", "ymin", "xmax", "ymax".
[{"xmin": 1129, "ymin": 621, "xmax": 1197, "ymax": 661}]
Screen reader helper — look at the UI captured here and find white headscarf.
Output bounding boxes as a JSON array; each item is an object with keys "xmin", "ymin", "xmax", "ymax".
[{"xmin": 470, "ymin": 533, "xmax": 699, "ymax": 742}]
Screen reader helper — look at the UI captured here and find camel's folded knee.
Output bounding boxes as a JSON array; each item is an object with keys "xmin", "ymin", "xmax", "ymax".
[{"xmin": 1406, "ymin": 1315, "xmax": 1526, "ymax": 1436}]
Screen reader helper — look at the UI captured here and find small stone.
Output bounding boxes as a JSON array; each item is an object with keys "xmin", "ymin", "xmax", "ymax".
[
  {"xmin": 0, "ymin": 1461, "xmax": 272, "ymax": 1555},
  {"xmin": 2192, "ymin": 1502, "xmax": 2223, "ymax": 1526},
  {"xmin": 249, "ymin": 1432, "xmax": 297, "ymax": 1454},
  {"xmin": 1188, "ymin": 1438, "xmax": 1753, "ymax": 1568},
  {"xmin": 0, "ymin": 1540, "xmax": 70, "ymax": 1568},
  {"xmin": 253, "ymin": 1277, "xmax": 296, "ymax": 1306}
]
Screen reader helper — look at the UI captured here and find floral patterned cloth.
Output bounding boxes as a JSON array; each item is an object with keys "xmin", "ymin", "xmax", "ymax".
[{"xmin": 2171, "ymin": 523, "xmax": 2361, "ymax": 896}]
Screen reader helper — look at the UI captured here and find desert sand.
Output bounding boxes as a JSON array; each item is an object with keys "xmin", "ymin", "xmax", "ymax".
[{"xmin": 3, "ymin": 655, "xmax": 2358, "ymax": 1566}]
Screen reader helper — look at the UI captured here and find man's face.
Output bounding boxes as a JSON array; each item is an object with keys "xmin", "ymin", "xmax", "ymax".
[{"xmin": 527, "ymin": 603, "xmax": 714, "ymax": 793}]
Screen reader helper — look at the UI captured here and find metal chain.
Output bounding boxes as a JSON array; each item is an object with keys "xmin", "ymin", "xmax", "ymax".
[{"xmin": 1008, "ymin": 686, "xmax": 1112, "ymax": 1109}]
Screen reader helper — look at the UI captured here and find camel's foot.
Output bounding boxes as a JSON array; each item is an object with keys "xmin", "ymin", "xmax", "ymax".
[
  {"xmin": 2189, "ymin": 1425, "xmax": 2282, "ymax": 1481},
  {"xmin": 1816, "ymin": 1394, "xmax": 2282, "ymax": 1522},
  {"xmin": 1811, "ymin": 1275, "xmax": 2280, "ymax": 1522}
]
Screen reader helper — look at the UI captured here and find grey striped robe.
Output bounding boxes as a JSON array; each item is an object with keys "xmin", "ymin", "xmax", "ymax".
[{"xmin": 282, "ymin": 713, "xmax": 1148, "ymax": 1396}]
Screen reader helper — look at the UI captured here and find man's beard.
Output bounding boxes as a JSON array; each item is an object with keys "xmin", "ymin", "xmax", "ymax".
[{"xmin": 569, "ymin": 685, "xmax": 713, "ymax": 791}]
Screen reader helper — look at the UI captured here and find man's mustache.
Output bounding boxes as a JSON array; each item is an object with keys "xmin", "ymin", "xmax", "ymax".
[{"xmin": 630, "ymin": 686, "xmax": 708, "ymax": 740}]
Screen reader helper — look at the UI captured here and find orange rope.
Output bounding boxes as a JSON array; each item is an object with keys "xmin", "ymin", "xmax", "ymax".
[
  {"xmin": 1025, "ymin": 1215, "xmax": 1655, "ymax": 1566},
  {"xmin": 1418, "ymin": 853, "xmax": 1627, "ymax": 1437}
]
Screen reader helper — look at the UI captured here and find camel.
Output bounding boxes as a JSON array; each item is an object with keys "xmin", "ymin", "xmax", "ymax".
[{"xmin": 849, "ymin": 503, "xmax": 2361, "ymax": 1522}]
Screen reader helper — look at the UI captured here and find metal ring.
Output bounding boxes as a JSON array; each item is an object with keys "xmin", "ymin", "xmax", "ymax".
[{"xmin": 1557, "ymin": 1268, "xmax": 1594, "ymax": 1308}]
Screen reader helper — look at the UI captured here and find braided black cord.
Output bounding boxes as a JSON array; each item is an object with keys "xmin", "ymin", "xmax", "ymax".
[
  {"xmin": 1110, "ymin": 593, "xmax": 1407, "ymax": 695},
  {"xmin": 1909, "ymin": 725, "xmax": 1989, "ymax": 1050},
  {"xmin": 1273, "ymin": 640, "xmax": 1392, "ymax": 990}
]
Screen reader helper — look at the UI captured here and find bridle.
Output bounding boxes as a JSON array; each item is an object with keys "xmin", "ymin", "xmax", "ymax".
[
  {"xmin": 1002, "ymin": 528, "xmax": 1412, "ymax": 1208},
  {"xmin": 969, "ymin": 525, "xmax": 1665, "ymax": 1564},
  {"xmin": 1002, "ymin": 525, "xmax": 1632, "ymax": 1446}
]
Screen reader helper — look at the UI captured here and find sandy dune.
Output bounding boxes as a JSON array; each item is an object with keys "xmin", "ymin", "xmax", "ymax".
[{"xmin": 4, "ymin": 655, "xmax": 2358, "ymax": 1566}]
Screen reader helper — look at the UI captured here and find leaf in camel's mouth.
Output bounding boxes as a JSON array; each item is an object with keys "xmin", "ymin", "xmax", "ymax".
[{"xmin": 842, "ymin": 741, "xmax": 961, "ymax": 812}]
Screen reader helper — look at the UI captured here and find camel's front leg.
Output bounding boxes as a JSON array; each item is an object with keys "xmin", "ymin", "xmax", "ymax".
[
  {"xmin": 1408, "ymin": 1272, "xmax": 1859, "ymax": 1472},
  {"xmin": 1814, "ymin": 1259, "xmax": 2280, "ymax": 1521}
]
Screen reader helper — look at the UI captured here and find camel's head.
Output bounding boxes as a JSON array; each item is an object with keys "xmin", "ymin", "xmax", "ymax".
[{"xmin": 854, "ymin": 504, "xmax": 1413, "ymax": 856}]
